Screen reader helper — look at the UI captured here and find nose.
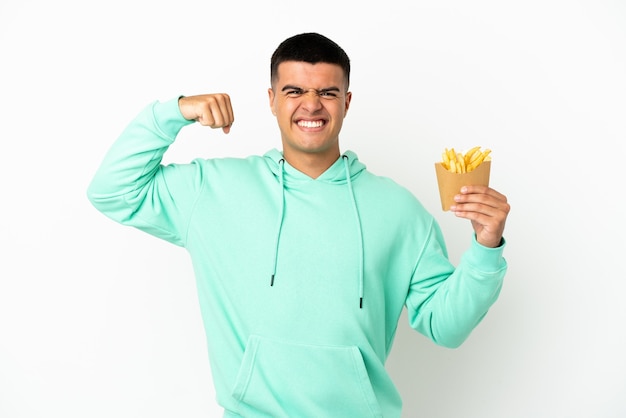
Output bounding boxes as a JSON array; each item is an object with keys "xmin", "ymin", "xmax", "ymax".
[{"xmin": 301, "ymin": 89, "xmax": 323, "ymax": 110}]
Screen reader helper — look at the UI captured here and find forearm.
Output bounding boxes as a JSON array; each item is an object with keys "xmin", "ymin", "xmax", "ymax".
[{"xmin": 407, "ymin": 233, "xmax": 507, "ymax": 348}]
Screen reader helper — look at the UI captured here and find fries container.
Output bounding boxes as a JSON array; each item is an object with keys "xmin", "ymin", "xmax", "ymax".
[{"xmin": 435, "ymin": 160, "xmax": 491, "ymax": 211}]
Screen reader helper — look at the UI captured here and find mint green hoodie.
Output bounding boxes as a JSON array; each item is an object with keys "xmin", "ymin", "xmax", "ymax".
[{"xmin": 87, "ymin": 97, "xmax": 507, "ymax": 417}]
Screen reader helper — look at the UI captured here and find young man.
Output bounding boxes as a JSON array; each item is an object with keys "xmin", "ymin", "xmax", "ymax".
[{"xmin": 87, "ymin": 32, "xmax": 510, "ymax": 417}]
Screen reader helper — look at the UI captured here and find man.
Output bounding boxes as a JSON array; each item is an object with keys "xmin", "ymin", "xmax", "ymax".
[{"xmin": 87, "ymin": 32, "xmax": 510, "ymax": 417}]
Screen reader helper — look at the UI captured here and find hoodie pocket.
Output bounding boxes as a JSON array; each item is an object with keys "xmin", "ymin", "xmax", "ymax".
[{"xmin": 231, "ymin": 335, "xmax": 383, "ymax": 418}]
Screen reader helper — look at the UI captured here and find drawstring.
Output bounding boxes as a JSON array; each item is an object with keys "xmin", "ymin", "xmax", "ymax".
[
  {"xmin": 343, "ymin": 155, "xmax": 365, "ymax": 309},
  {"xmin": 270, "ymin": 158, "xmax": 285, "ymax": 286},
  {"xmin": 269, "ymin": 155, "xmax": 364, "ymax": 309}
]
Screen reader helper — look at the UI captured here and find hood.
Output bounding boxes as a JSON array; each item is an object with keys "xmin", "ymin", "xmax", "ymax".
[{"xmin": 263, "ymin": 148, "xmax": 367, "ymax": 309}]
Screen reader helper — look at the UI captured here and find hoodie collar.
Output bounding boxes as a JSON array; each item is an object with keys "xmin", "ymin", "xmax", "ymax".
[{"xmin": 264, "ymin": 149, "xmax": 366, "ymax": 185}]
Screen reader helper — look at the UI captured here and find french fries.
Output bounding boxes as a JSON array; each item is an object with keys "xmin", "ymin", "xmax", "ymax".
[{"xmin": 440, "ymin": 146, "xmax": 491, "ymax": 173}]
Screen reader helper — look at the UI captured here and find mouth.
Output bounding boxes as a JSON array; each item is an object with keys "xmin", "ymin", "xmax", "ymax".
[{"xmin": 296, "ymin": 119, "xmax": 326, "ymax": 129}]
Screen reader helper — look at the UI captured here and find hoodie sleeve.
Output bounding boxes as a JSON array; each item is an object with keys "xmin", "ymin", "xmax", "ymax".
[
  {"xmin": 86, "ymin": 97, "xmax": 199, "ymax": 246},
  {"xmin": 405, "ymin": 220, "xmax": 507, "ymax": 348}
]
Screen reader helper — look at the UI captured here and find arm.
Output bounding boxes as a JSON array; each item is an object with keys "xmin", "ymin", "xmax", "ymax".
[
  {"xmin": 406, "ymin": 186, "xmax": 510, "ymax": 347},
  {"xmin": 406, "ymin": 220, "xmax": 508, "ymax": 348},
  {"xmin": 86, "ymin": 94, "xmax": 235, "ymax": 245}
]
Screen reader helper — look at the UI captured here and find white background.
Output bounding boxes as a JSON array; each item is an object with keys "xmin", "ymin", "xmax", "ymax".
[{"xmin": 1, "ymin": 0, "xmax": 625, "ymax": 417}]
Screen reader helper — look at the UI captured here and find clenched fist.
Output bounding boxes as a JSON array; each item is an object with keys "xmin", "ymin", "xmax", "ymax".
[{"xmin": 179, "ymin": 94, "xmax": 235, "ymax": 134}]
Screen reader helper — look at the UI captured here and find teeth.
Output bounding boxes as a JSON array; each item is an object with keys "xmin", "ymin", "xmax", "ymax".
[{"xmin": 298, "ymin": 120, "xmax": 323, "ymax": 128}]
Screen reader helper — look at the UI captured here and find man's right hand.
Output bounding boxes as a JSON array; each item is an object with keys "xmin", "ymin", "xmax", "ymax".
[{"xmin": 179, "ymin": 94, "xmax": 235, "ymax": 134}]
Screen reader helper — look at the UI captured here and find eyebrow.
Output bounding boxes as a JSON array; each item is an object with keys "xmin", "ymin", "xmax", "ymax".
[{"xmin": 281, "ymin": 85, "xmax": 342, "ymax": 93}]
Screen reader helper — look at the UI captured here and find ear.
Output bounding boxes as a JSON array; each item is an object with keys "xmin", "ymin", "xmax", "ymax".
[
  {"xmin": 344, "ymin": 91, "xmax": 352, "ymax": 116},
  {"xmin": 268, "ymin": 88, "xmax": 276, "ymax": 116}
]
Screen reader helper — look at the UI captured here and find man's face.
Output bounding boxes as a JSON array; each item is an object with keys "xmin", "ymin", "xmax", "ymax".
[{"xmin": 268, "ymin": 61, "xmax": 351, "ymax": 166}]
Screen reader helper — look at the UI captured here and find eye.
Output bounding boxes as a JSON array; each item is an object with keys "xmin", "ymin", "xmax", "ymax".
[
  {"xmin": 285, "ymin": 89, "xmax": 304, "ymax": 97},
  {"xmin": 319, "ymin": 90, "xmax": 338, "ymax": 98}
]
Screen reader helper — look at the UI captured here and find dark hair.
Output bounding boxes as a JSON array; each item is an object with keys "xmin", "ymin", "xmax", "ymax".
[{"xmin": 270, "ymin": 32, "xmax": 351, "ymax": 89}]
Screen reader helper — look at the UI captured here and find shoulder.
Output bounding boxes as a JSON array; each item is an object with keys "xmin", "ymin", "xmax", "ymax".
[
  {"xmin": 356, "ymin": 170, "xmax": 432, "ymax": 218},
  {"xmin": 163, "ymin": 154, "xmax": 271, "ymax": 187},
  {"xmin": 358, "ymin": 170, "xmax": 420, "ymax": 200}
]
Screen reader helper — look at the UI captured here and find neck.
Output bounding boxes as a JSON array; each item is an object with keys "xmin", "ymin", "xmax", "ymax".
[{"xmin": 282, "ymin": 149, "xmax": 341, "ymax": 179}]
